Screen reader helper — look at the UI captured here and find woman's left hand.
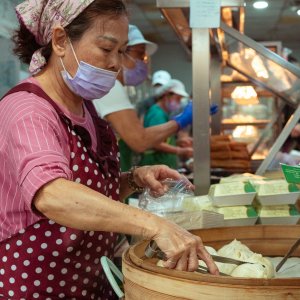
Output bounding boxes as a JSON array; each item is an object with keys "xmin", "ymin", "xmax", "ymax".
[{"xmin": 132, "ymin": 165, "xmax": 193, "ymax": 197}]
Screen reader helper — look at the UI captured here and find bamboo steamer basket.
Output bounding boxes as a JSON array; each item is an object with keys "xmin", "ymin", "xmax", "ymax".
[{"xmin": 122, "ymin": 225, "xmax": 300, "ymax": 300}]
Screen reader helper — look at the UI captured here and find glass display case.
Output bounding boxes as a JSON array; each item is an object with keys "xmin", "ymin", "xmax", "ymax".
[
  {"xmin": 157, "ymin": 0, "xmax": 245, "ymax": 195},
  {"xmin": 215, "ymin": 22, "xmax": 300, "ymax": 174},
  {"xmin": 157, "ymin": 0, "xmax": 300, "ymax": 193},
  {"xmin": 217, "ymin": 23, "xmax": 300, "ymax": 106}
]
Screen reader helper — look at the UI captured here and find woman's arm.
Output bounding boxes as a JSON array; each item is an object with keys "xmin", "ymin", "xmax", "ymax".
[
  {"xmin": 33, "ymin": 166, "xmax": 218, "ymax": 274},
  {"xmin": 153, "ymin": 142, "xmax": 193, "ymax": 158},
  {"xmin": 34, "ymin": 166, "xmax": 182, "ymax": 233},
  {"xmin": 34, "ymin": 177, "xmax": 155, "ymax": 236},
  {"xmin": 106, "ymin": 109, "xmax": 178, "ymax": 153}
]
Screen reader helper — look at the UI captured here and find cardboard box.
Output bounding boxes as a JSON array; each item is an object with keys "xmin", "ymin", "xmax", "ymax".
[
  {"xmin": 217, "ymin": 206, "xmax": 258, "ymax": 227},
  {"xmin": 165, "ymin": 210, "xmax": 224, "ymax": 230},
  {"xmin": 251, "ymin": 179, "xmax": 300, "ymax": 206},
  {"xmin": 256, "ymin": 205, "xmax": 300, "ymax": 225},
  {"xmin": 220, "ymin": 173, "xmax": 265, "ymax": 184},
  {"xmin": 209, "ymin": 181, "xmax": 256, "ymax": 207}
]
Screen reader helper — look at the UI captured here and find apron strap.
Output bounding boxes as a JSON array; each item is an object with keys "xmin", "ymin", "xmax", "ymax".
[{"xmin": 2, "ymin": 82, "xmax": 119, "ymax": 175}]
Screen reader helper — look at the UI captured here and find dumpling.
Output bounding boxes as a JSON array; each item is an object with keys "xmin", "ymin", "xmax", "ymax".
[
  {"xmin": 198, "ymin": 259, "xmax": 236, "ymax": 275},
  {"xmin": 217, "ymin": 241, "xmax": 274, "ymax": 278},
  {"xmin": 205, "ymin": 245, "xmax": 218, "ymax": 255},
  {"xmin": 217, "ymin": 239, "xmax": 254, "ymax": 261},
  {"xmin": 200, "ymin": 246, "xmax": 237, "ymax": 275},
  {"xmin": 247, "ymin": 253, "xmax": 275, "ymax": 278},
  {"xmin": 231, "ymin": 263, "xmax": 268, "ymax": 278}
]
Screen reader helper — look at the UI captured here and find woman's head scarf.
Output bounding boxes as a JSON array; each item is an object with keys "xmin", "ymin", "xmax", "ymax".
[{"xmin": 16, "ymin": 0, "xmax": 95, "ymax": 74}]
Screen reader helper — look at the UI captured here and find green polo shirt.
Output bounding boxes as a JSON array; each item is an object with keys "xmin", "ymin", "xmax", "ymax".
[{"xmin": 139, "ymin": 104, "xmax": 177, "ymax": 169}]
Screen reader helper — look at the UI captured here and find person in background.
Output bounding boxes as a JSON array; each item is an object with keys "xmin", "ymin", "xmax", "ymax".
[
  {"xmin": 0, "ymin": 1, "xmax": 218, "ymax": 298},
  {"xmin": 136, "ymin": 69, "xmax": 172, "ymax": 119},
  {"xmin": 139, "ymin": 79, "xmax": 194, "ymax": 169},
  {"xmin": 93, "ymin": 25, "xmax": 193, "ymax": 171}
]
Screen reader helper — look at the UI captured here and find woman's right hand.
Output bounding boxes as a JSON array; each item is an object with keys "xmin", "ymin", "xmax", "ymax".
[
  {"xmin": 177, "ymin": 146, "xmax": 193, "ymax": 159},
  {"xmin": 151, "ymin": 218, "xmax": 219, "ymax": 275}
]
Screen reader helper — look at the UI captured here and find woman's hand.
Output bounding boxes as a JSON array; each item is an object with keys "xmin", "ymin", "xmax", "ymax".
[
  {"xmin": 150, "ymin": 218, "xmax": 219, "ymax": 274},
  {"xmin": 177, "ymin": 146, "xmax": 193, "ymax": 159},
  {"xmin": 132, "ymin": 165, "xmax": 193, "ymax": 197},
  {"xmin": 176, "ymin": 136, "xmax": 193, "ymax": 148}
]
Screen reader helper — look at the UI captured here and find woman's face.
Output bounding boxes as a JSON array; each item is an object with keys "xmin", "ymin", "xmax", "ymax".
[
  {"xmin": 122, "ymin": 44, "xmax": 147, "ymax": 69},
  {"xmin": 165, "ymin": 93, "xmax": 182, "ymax": 112},
  {"xmin": 63, "ymin": 15, "xmax": 129, "ymax": 77}
]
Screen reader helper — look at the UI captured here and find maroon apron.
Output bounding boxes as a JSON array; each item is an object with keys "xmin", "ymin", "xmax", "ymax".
[{"xmin": 0, "ymin": 83, "xmax": 121, "ymax": 300}]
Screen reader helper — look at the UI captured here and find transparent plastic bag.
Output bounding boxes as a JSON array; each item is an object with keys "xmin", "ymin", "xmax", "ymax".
[{"xmin": 138, "ymin": 178, "xmax": 194, "ymax": 217}]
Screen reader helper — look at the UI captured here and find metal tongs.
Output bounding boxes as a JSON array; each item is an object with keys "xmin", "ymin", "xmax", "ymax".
[
  {"xmin": 276, "ymin": 237, "xmax": 300, "ymax": 272},
  {"xmin": 145, "ymin": 240, "xmax": 253, "ymax": 276}
]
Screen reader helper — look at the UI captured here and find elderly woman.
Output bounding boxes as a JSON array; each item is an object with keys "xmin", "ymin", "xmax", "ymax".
[{"xmin": 0, "ymin": 0, "xmax": 218, "ymax": 299}]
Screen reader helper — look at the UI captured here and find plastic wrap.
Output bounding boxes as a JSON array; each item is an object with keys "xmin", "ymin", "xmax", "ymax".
[{"xmin": 138, "ymin": 178, "xmax": 194, "ymax": 217}]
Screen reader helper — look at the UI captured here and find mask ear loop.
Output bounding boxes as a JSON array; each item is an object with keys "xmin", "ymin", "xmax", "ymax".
[
  {"xmin": 68, "ymin": 37, "xmax": 80, "ymax": 66},
  {"xmin": 60, "ymin": 37, "xmax": 80, "ymax": 77},
  {"xmin": 123, "ymin": 52, "xmax": 137, "ymax": 65},
  {"xmin": 60, "ymin": 58, "xmax": 68, "ymax": 73}
]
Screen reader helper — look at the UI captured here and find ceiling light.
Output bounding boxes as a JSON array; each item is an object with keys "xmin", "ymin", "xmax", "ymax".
[
  {"xmin": 253, "ymin": 1, "xmax": 269, "ymax": 9},
  {"xmin": 297, "ymin": 9, "xmax": 300, "ymax": 16}
]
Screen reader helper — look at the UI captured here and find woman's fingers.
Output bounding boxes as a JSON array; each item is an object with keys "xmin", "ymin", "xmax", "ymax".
[
  {"xmin": 175, "ymin": 251, "xmax": 189, "ymax": 271},
  {"xmin": 187, "ymin": 246, "xmax": 199, "ymax": 272},
  {"xmin": 163, "ymin": 257, "xmax": 179, "ymax": 269},
  {"xmin": 197, "ymin": 246, "xmax": 219, "ymax": 275}
]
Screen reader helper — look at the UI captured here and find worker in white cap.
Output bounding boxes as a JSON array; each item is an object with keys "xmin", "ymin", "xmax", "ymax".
[
  {"xmin": 137, "ymin": 69, "xmax": 172, "ymax": 118},
  {"xmin": 139, "ymin": 79, "xmax": 194, "ymax": 169},
  {"xmin": 93, "ymin": 25, "xmax": 193, "ymax": 172},
  {"xmin": 152, "ymin": 70, "xmax": 172, "ymax": 88}
]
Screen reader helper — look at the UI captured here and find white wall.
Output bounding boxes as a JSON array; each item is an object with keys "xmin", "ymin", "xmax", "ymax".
[
  {"xmin": 285, "ymin": 42, "xmax": 300, "ymax": 62},
  {"xmin": 151, "ymin": 42, "xmax": 193, "ymax": 94},
  {"xmin": 0, "ymin": 0, "xmax": 21, "ymax": 97}
]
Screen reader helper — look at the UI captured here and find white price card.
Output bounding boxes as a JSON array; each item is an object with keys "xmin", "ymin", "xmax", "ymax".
[{"xmin": 190, "ymin": 0, "xmax": 221, "ymax": 28}]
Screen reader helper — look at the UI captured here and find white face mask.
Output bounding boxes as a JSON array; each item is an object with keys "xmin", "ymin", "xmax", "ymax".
[{"xmin": 60, "ymin": 40, "xmax": 118, "ymax": 100}]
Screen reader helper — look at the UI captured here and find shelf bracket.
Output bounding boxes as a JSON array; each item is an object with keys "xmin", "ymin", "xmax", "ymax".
[{"xmin": 256, "ymin": 105, "xmax": 300, "ymax": 175}]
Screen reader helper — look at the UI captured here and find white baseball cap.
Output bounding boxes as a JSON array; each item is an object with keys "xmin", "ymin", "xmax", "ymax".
[
  {"xmin": 155, "ymin": 79, "xmax": 189, "ymax": 98},
  {"xmin": 127, "ymin": 24, "xmax": 158, "ymax": 56},
  {"xmin": 152, "ymin": 70, "xmax": 172, "ymax": 86}
]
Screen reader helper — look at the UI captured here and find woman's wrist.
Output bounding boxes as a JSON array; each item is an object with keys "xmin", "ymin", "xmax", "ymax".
[
  {"xmin": 176, "ymin": 146, "xmax": 183, "ymax": 156},
  {"xmin": 127, "ymin": 166, "xmax": 144, "ymax": 193},
  {"xmin": 140, "ymin": 211, "xmax": 162, "ymax": 239}
]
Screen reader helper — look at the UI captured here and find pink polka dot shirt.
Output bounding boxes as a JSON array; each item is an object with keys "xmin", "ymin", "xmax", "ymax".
[{"xmin": 0, "ymin": 77, "xmax": 97, "ymax": 241}]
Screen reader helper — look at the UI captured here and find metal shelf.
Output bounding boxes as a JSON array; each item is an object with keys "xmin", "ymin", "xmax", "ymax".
[
  {"xmin": 222, "ymin": 120, "xmax": 270, "ymax": 129},
  {"xmin": 156, "ymin": 0, "xmax": 300, "ymax": 192},
  {"xmin": 156, "ymin": 0, "xmax": 246, "ymax": 196}
]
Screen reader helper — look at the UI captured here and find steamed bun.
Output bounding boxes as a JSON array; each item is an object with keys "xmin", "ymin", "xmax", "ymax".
[
  {"xmin": 157, "ymin": 240, "xmax": 275, "ymax": 279},
  {"xmin": 200, "ymin": 245, "xmax": 236, "ymax": 275},
  {"xmin": 217, "ymin": 239, "xmax": 254, "ymax": 261},
  {"xmin": 205, "ymin": 245, "xmax": 218, "ymax": 255},
  {"xmin": 247, "ymin": 253, "xmax": 275, "ymax": 278},
  {"xmin": 217, "ymin": 240, "xmax": 274, "ymax": 278},
  {"xmin": 231, "ymin": 263, "xmax": 267, "ymax": 278}
]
